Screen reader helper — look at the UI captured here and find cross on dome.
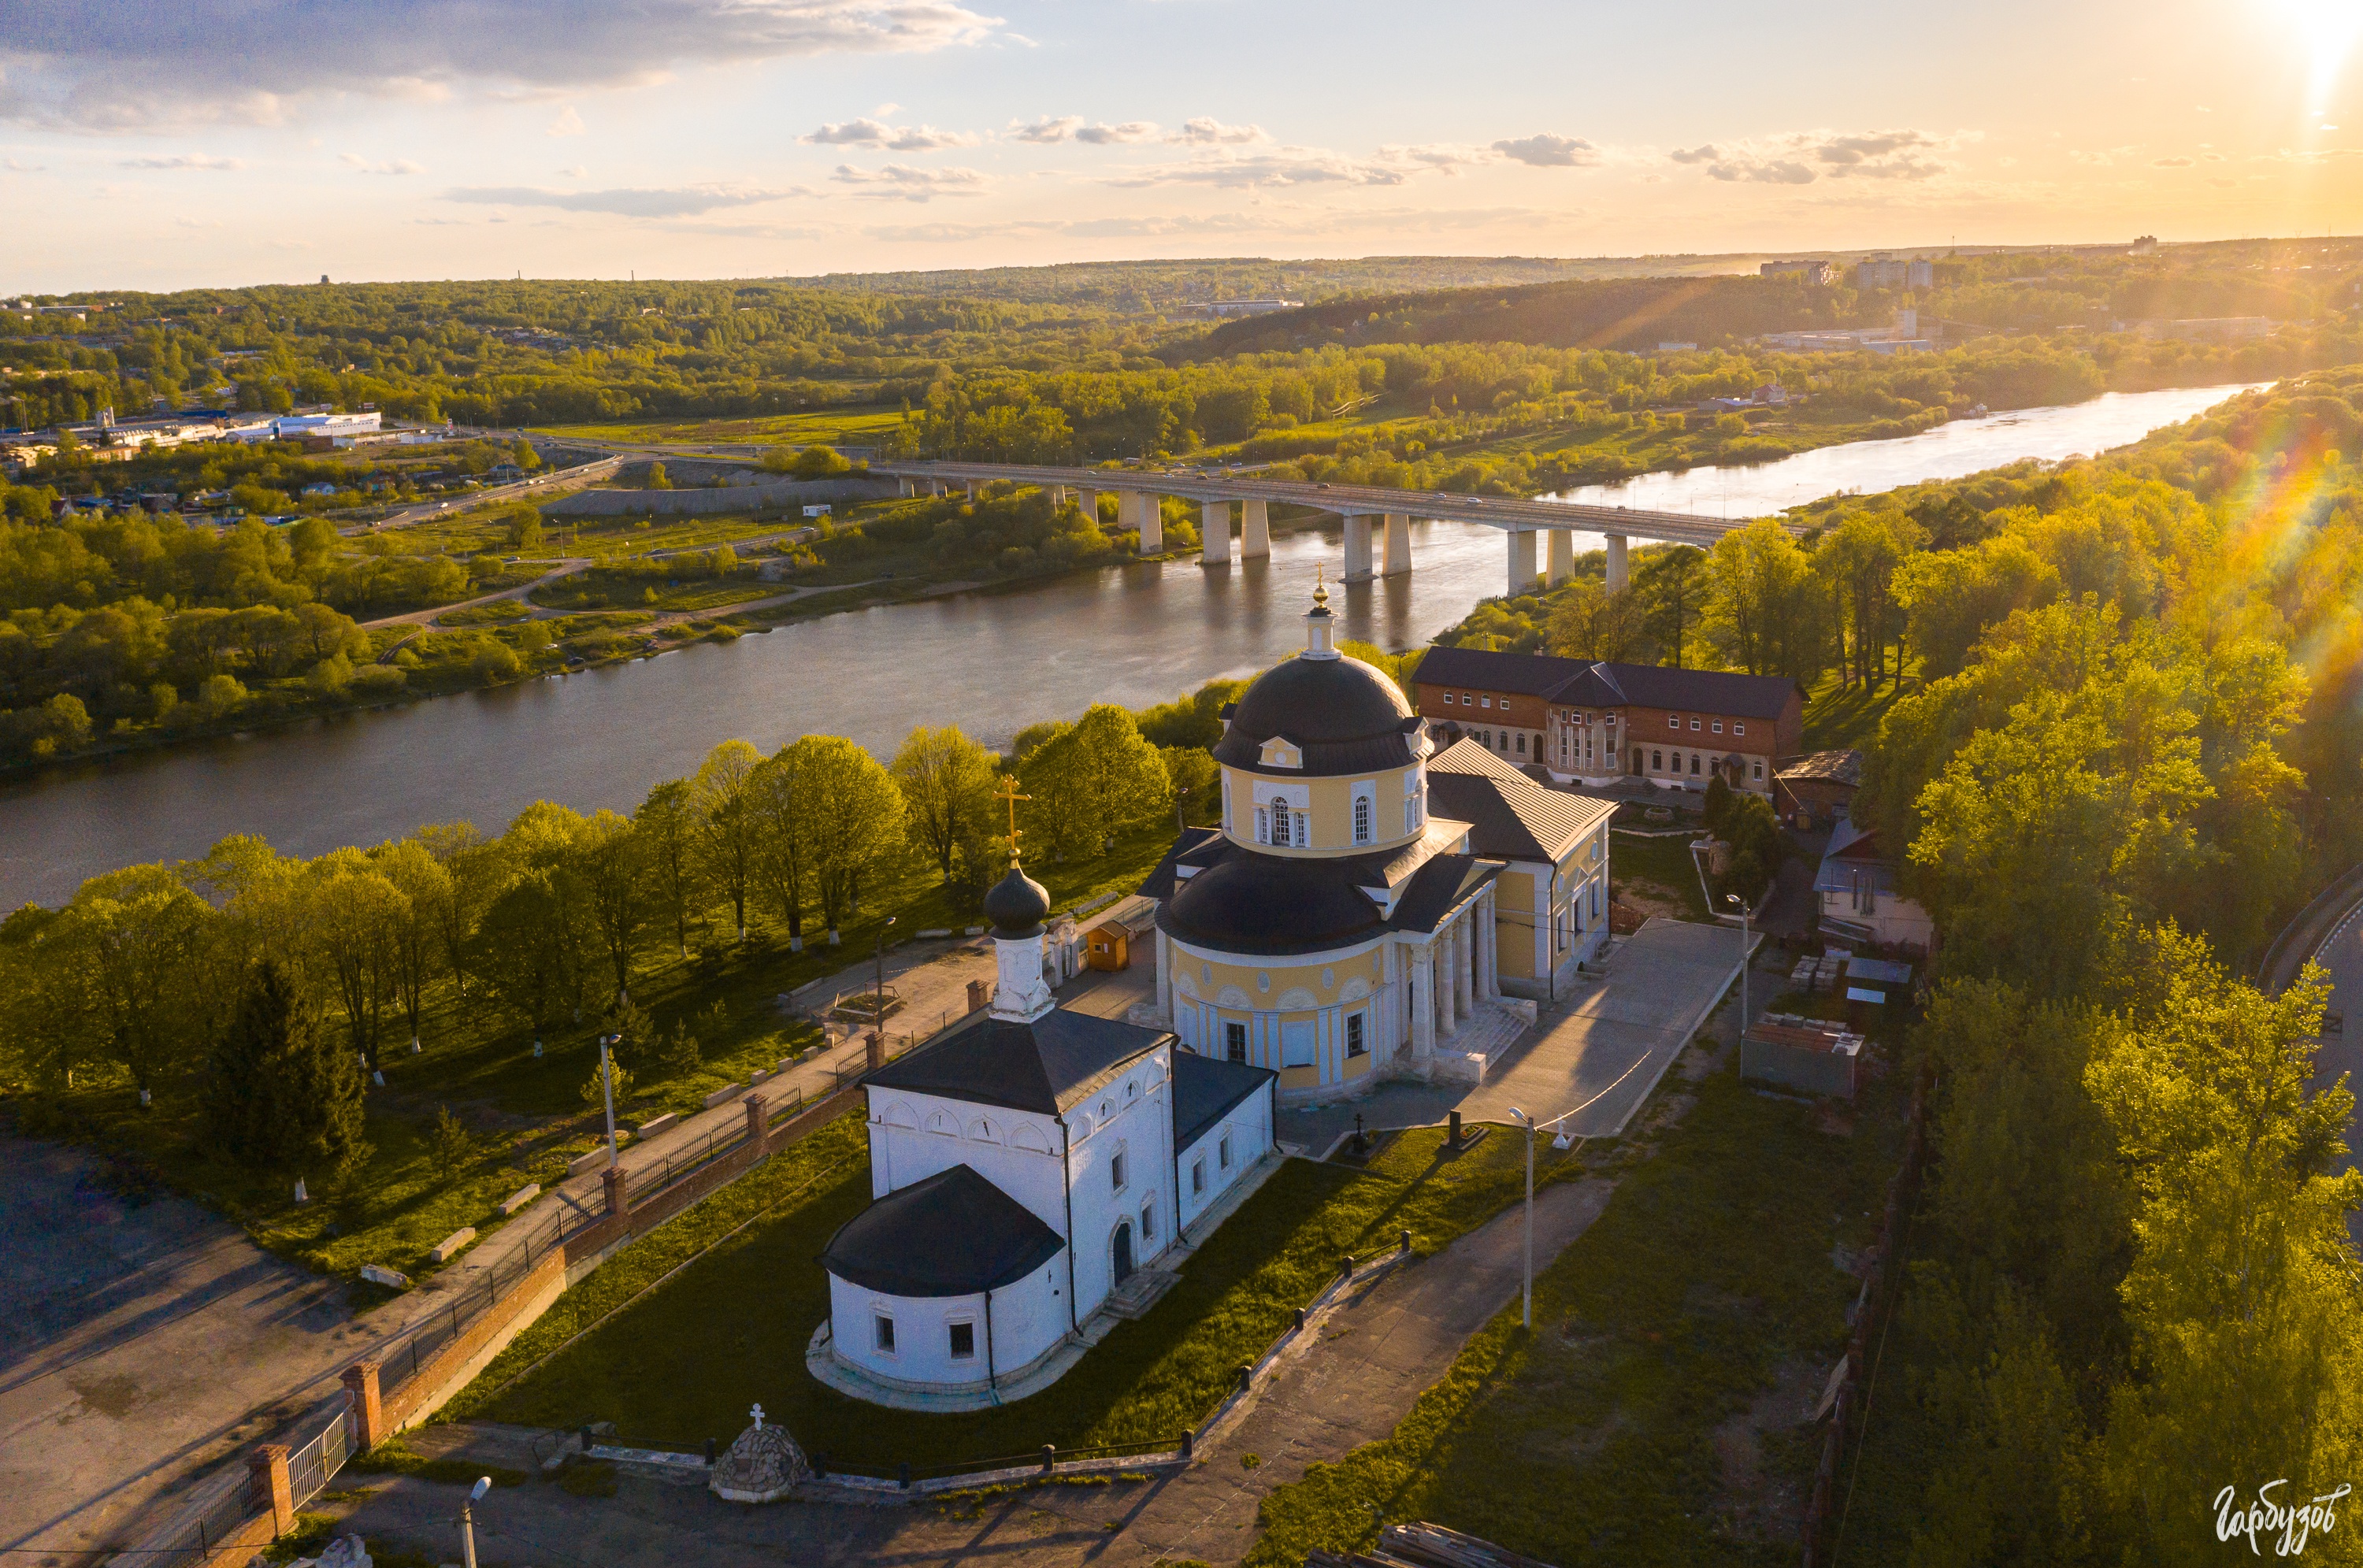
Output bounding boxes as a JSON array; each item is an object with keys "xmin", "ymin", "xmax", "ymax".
[
  {"xmin": 751, "ymin": 1402, "xmax": 765, "ymax": 1429},
  {"xmin": 1304, "ymin": 569, "xmax": 1339, "ymax": 660}
]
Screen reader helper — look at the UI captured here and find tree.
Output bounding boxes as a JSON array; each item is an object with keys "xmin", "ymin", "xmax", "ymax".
[
  {"xmin": 306, "ymin": 855, "xmax": 410, "ymax": 1072},
  {"xmin": 569, "ymin": 808, "xmax": 646, "ymax": 1001},
  {"xmin": 890, "ymin": 725, "xmax": 998, "ymax": 883},
  {"xmin": 413, "ymin": 821, "xmax": 502, "ymax": 995},
  {"xmin": 1054, "ymin": 704, "xmax": 1170, "ymax": 854},
  {"xmin": 371, "ymin": 837, "xmax": 451, "ymax": 1053},
  {"xmin": 763, "ymin": 735, "xmax": 903, "ymax": 938},
  {"xmin": 1545, "ymin": 580, "xmax": 1647, "ymax": 663},
  {"xmin": 202, "ymin": 960, "xmax": 367, "ymax": 1181},
  {"xmin": 512, "ymin": 437, "xmax": 541, "ymax": 471},
  {"xmin": 691, "ymin": 740, "xmax": 763, "ymax": 943},
  {"xmin": 59, "ymin": 865, "xmax": 210, "ymax": 1097},
  {"xmin": 1705, "ymin": 519, "xmax": 1823, "ymax": 680},
  {"xmin": 791, "ymin": 444, "xmax": 853, "ymax": 479},
  {"xmin": 469, "ymin": 867, "xmax": 583, "ymax": 1044},
  {"xmin": 1161, "ymin": 745, "xmax": 1219, "ymax": 829},
  {"xmin": 633, "ymin": 778, "xmax": 703, "ymax": 958},
  {"xmin": 1636, "ymin": 545, "xmax": 1707, "ymax": 668},
  {"xmin": 1815, "ymin": 509, "xmax": 1927, "ymax": 691},
  {"xmin": 647, "ymin": 462, "xmax": 672, "ymax": 491},
  {"xmin": 504, "ymin": 508, "xmax": 543, "ymax": 549}
]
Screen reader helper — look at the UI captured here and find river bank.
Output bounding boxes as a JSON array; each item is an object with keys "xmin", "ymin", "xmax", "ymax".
[{"xmin": 0, "ymin": 380, "xmax": 2266, "ymax": 910}]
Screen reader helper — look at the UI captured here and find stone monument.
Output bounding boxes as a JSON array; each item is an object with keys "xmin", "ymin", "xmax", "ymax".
[{"xmin": 709, "ymin": 1403, "xmax": 811, "ymax": 1504}]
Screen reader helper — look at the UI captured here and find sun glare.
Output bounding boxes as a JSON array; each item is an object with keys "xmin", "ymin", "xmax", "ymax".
[{"xmin": 2276, "ymin": 0, "xmax": 2363, "ymax": 112}]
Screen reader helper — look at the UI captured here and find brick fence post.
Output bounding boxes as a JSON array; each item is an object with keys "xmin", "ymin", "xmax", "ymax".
[
  {"xmin": 249, "ymin": 1444, "xmax": 294, "ymax": 1536},
  {"xmin": 744, "ymin": 1092, "xmax": 769, "ymax": 1155},
  {"xmin": 342, "ymin": 1361, "xmax": 386, "ymax": 1452},
  {"xmin": 602, "ymin": 1163, "xmax": 629, "ymax": 1218},
  {"xmin": 866, "ymin": 1032, "xmax": 885, "ymax": 1071}
]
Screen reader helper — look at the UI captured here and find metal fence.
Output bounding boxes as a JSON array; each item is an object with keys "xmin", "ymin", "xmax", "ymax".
[
  {"xmin": 285, "ymin": 1398, "xmax": 354, "ymax": 1510},
  {"xmin": 622, "ymin": 1120, "xmax": 755, "ymax": 1207},
  {"xmin": 136, "ymin": 1470, "xmax": 262, "ymax": 1568},
  {"xmin": 378, "ymin": 1204, "xmax": 571, "ymax": 1401}
]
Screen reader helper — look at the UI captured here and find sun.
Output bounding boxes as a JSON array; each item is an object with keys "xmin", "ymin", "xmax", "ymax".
[{"xmin": 2273, "ymin": 0, "xmax": 2363, "ymax": 113}]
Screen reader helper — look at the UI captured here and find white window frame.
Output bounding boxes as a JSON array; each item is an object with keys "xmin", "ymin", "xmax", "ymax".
[
  {"xmin": 1345, "ymin": 1011, "xmax": 1367, "ymax": 1057},
  {"xmin": 1733, "ymin": 722, "xmax": 1745, "ymax": 736}
]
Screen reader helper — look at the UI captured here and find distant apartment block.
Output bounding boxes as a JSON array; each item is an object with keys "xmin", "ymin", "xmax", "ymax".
[
  {"xmin": 1760, "ymin": 259, "xmax": 1836, "ymax": 284},
  {"xmin": 1185, "ymin": 298, "xmax": 1304, "ymax": 317},
  {"xmin": 1853, "ymin": 258, "xmax": 1935, "ymax": 290}
]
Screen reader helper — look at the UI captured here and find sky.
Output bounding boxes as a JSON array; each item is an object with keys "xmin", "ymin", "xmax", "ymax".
[{"xmin": 4, "ymin": 0, "xmax": 2362, "ymax": 292}]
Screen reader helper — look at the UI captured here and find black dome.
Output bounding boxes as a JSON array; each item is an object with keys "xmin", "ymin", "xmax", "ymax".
[
  {"xmin": 1226, "ymin": 654, "xmax": 1411, "ymax": 747},
  {"xmin": 983, "ymin": 862, "xmax": 1050, "ymax": 936}
]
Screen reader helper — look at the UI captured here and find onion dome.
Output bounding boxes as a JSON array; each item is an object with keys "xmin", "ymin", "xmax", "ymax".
[{"xmin": 982, "ymin": 860, "xmax": 1051, "ymax": 938}]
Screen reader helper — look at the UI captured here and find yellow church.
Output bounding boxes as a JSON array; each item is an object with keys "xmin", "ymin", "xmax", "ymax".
[{"xmin": 1138, "ymin": 584, "xmax": 1617, "ymax": 1103}]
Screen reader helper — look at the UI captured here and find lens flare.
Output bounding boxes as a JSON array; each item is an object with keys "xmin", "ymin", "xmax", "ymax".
[{"xmin": 2276, "ymin": 0, "xmax": 2363, "ymax": 115}]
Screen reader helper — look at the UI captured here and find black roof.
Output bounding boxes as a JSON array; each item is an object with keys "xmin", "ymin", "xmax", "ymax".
[
  {"xmin": 1427, "ymin": 740, "xmax": 1616, "ymax": 862},
  {"xmin": 1138, "ymin": 826, "xmax": 1227, "ymax": 901},
  {"xmin": 1414, "ymin": 647, "xmax": 1797, "ymax": 721},
  {"xmin": 866, "ymin": 1008, "xmax": 1169, "ymax": 1115},
  {"xmin": 1156, "ymin": 832, "xmax": 1502, "ymax": 955},
  {"xmin": 1211, "ymin": 654, "xmax": 1423, "ymax": 775},
  {"xmin": 821, "ymin": 1164, "xmax": 1065, "ymax": 1299},
  {"xmin": 1173, "ymin": 1051, "xmax": 1276, "ymax": 1151}
]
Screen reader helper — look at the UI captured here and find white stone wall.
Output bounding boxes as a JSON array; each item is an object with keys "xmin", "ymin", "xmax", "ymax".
[
  {"xmin": 826, "ymin": 1265, "xmax": 1064, "ymax": 1391},
  {"xmin": 866, "ymin": 1086, "xmax": 1070, "ymax": 1236},
  {"xmin": 1060, "ymin": 1047, "xmax": 1178, "ymax": 1315},
  {"xmin": 1177, "ymin": 1086, "xmax": 1274, "ymax": 1233}
]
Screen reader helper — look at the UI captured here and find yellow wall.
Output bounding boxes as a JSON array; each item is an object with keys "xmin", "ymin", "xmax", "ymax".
[
  {"xmin": 1220, "ymin": 762, "xmax": 1424, "ymax": 855},
  {"xmin": 1495, "ymin": 866, "xmax": 1539, "ymax": 979}
]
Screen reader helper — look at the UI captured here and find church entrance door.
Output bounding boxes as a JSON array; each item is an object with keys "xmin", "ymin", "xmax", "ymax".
[{"xmin": 1112, "ymin": 1221, "xmax": 1135, "ymax": 1285}]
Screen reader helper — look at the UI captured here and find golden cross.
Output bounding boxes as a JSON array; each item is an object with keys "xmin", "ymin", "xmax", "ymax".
[{"xmin": 996, "ymin": 774, "xmax": 1030, "ymax": 859}]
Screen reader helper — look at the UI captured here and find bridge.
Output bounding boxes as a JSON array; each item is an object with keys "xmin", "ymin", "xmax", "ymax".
[{"xmin": 867, "ymin": 461, "xmax": 1772, "ymax": 595}]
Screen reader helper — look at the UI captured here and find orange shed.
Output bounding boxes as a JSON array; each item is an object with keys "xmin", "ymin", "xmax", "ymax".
[{"xmin": 1085, "ymin": 920, "xmax": 1131, "ymax": 971}]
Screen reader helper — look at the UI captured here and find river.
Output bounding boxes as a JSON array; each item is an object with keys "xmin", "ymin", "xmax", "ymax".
[{"xmin": 0, "ymin": 380, "xmax": 2265, "ymax": 908}]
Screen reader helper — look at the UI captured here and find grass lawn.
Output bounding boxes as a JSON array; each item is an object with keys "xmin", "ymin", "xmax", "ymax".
[
  {"xmin": 1244, "ymin": 1059, "xmax": 1913, "ymax": 1568},
  {"xmin": 20, "ymin": 823, "xmax": 1181, "ymax": 1286},
  {"xmin": 534, "ymin": 407, "xmax": 907, "ymax": 447},
  {"xmin": 459, "ymin": 1123, "xmax": 1584, "ymax": 1469},
  {"xmin": 1611, "ymin": 828, "xmax": 1711, "ymax": 921},
  {"xmin": 1799, "ymin": 670, "xmax": 1915, "ymax": 754}
]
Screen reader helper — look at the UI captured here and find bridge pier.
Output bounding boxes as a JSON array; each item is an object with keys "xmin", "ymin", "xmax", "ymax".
[
  {"xmin": 1050, "ymin": 484, "xmax": 1067, "ymax": 507},
  {"xmin": 1605, "ymin": 533, "xmax": 1629, "ymax": 593},
  {"xmin": 1343, "ymin": 513, "xmax": 1374, "ymax": 581},
  {"xmin": 1126, "ymin": 491, "xmax": 1161, "ymax": 554},
  {"xmin": 1382, "ymin": 513, "xmax": 1411, "ymax": 576},
  {"xmin": 1202, "ymin": 500, "xmax": 1234, "ymax": 565},
  {"xmin": 965, "ymin": 479, "xmax": 979, "ymax": 500},
  {"xmin": 1507, "ymin": 529, "xmax": 1539, "ymax": 596},
  {"xmin": 898, "ymin": 477, "xmax": 914, "ymax": 499},
  {"xmin": 1547, "ymin": 528, "xmax": 1575, "ymax": 587},
  {"xmin": 1241, "ymin": 499, "xmax": 1270, "ymax": 558},
  {"xmin": 1078, "ymin": 487, "xmax": 1099, "ymax": 525}
]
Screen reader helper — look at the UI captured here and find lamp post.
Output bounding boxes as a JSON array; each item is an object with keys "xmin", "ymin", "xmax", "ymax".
[
  {"xmin": 596, "ymin": 1033, "xmax": 621, "ymax": 1168},
  {"xmin": 1175, "ymin": 784, "xmax": 1192, "ymax": 836},
  {"xmin": 1508, "ymin": 1106, "xmax": 1534, "ymax": 1329},
  {"xmin": 1726, "ymin": 891, "xmax": 1750, "ymax": 1034},
  {"xmin": 460, "ymin": 1475, "xmax": 490, "ymax": 1568},
  {"xmin": 874, "ymin": 915, "xmax": 896, "ymax": 1018}
]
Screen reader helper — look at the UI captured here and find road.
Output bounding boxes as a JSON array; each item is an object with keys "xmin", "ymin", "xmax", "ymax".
[
  {"xmin": 343, "ymin": 454, "xmax": 624, "ymax": 537},
  {"xmin": 357, "ymin": 528, "xmax": 828, "ymax": 632}
]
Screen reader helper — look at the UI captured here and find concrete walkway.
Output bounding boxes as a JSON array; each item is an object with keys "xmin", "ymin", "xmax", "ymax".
[
  {"xmin": 1283, "ymin": 916, "xmax": 1760, "ymax": 1152},
  {"xmin": 312, "ymin": 1173, "xmax": 1622, "ymax": 1568}
]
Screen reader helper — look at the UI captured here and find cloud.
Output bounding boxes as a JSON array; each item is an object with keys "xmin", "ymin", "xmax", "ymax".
[
  {"xmin": 547, "ymin": 106, "xmax": 585, "ymax": 136},
  {"xmin": 2151, "ymin": 155, "xmax": 2194, "ymax": 168},
  {"xmin": 862, "ymin": 202, "xmax": 1570, "ymax": 245},
  {"xmin": 1103, "ymin": 146, "xmax": 1408, "ymax": 188},
  {"xmin": 3, "ymin": 157, "xmax": 45, "ymax": 171},
  {"xmin": 443, "ymin": 183, "xmax": 810, "ymax": 217},
  {"xmin": 1169, "ymin": 117, "xmax": 1266, "ymax": 145},
  {"xmin": 1378, "ymin": 142, "xmax": 1493, "ymax": 174},
  {"xmin": 1075, "ymin": 120, "xmax": 1160, "ymax": 144},
  {"xmin": 2070, "ymin": 146, "xmax": 2137, "ymax": 165},
  {"xmin": 1491, "ymin": 132, "xmax": 1599, "ymax": 167},
  {"xmin": 801, "ymin": 116, "xmax": 978, "ymax": 150},
  {"xmin": 1007, "ymin": 113, "xmax": 1081, "ymax": 143},
  {"xmin": 341, "ymin": 152, "xmax": 424, "ymax": 173},
  {"xmin": 1, "ymin": 0, "xmax": 1004, "ymax": 132},
  {"xmin": 119, "ymin": 152, "xmax": 243, "ymax": 169},
  {"xmin": 829, "ymin": 161, "xmax": 986, "ymax": 199},
  {"xmin": 558, "ymin": 164, "xmax": 587, "ymax": 176},
  {"xmin": 1670, "ymin": 128, "xmax": 1960, "ymax": 183}
]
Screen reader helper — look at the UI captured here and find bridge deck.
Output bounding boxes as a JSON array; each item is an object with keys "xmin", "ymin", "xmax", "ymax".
[{"xmin": 870, "ymin": 461, "xmax": 1780, "ymax": 545}]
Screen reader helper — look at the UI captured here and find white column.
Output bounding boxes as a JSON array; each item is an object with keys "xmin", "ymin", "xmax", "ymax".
[
  {"xmin": 1241, "ymin": 499, "xmax": 1271, "ymax": 558},
  {"xmin": 1410, "ymin": 946, "xmax": 1435, "ymax": 1062},
  {"xmin": 1127, "ymin": 491, "xmax": 1162, "ymax": 553},
  {"xmin": 930, "ymin": 480, "xmax": 947, "ymax": 497},
  {"xmin": 1344, "ymin": 513, "xmax": 1374, "ymax": 580},
  {"xmin": 1437, "ymin": 940, "xmax": 1456, "ymax": 1038},
  {"xmin": 1606, "ymin": 533, "xmax": 1629, "ymax": 593},
  {"xmin": 1382, "ymin": 513, "xmax": 1412, "ymax": 576},
  {"xmin": 898, "ymin": 477, "xmax": 914, "ymax": 498},
  {"xmin": 1455, "ymin": 919, "xmax": 1475, "ymax": 1016},
  {"xmin": 1506, "ymin": 529, "xmax": 1538, "ymax": 595},
  {"xmin": 1202, "ymin": 499, "xmax": 1234, "ymax": 565},
  {"xmin": 1482, "ymin": 889, "xmax": 1500, "ymax": 1000},
  {"xmin": 1547, "ymin": 528, "xmax": 1575, "ymax": 586}
]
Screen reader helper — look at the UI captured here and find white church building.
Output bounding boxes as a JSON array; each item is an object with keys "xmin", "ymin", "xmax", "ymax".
[{"xmin": 811, "ymin": 854, "xmax": 1277, "ymax": 1407}]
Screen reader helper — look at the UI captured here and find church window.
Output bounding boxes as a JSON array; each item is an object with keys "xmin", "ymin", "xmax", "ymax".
[
  {"xmin": 1225, "ymin": 1021, "xmax": 1247, "ymax": 1062},
  {"xmin": 1219, "ymin": 1133, "xmax": 1233, "ymax": 1170},
  {"xmin": 1192, "ymin": 1157, "xmax": 1207, "ymax": 1195},
  {"xmin": 1111, "ymin": 1147, "xmax": 1128, "ymax": 1193},
  {"xmin": 874, "ymin": 1314, "xmax": 896, "ymax": 1354},
  {"xmin": 948, "ymin": 1321, "xmax": 975, "ymax": 1360},
  {"xmin": 1270, "ymin": 800, "xmax": 1291, "ymax": 845},
  {"xmin": 1346, "ymin": 1013, "xmax": 1367, "ymax": 1058},
  {"xmin": 1125, "ymin": 1079, "xmax": 1137, "ymax": 1101},
  {"xmin": 1353, "ymin": 794, "xmax": 1371, "ymax": 844},
  {"xmin": 1141, "ymin": 1201, "xmax": 1156, "ymax": 1241},
  {"xmin": 1254, "ymin": 806, "xmax": 1269, "ymax": 843}
]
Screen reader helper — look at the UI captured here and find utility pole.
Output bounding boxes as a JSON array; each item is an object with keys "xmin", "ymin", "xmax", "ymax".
[
  {"xmin": 597, "ymin": 1033, "xmax": 621, "ymax": 1167},
  {"xmin": 1509, "ymin": 1107, "xmax": 1534, "ymax": 1329}
]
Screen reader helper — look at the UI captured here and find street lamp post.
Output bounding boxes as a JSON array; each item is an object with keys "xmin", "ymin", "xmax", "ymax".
[
  {"xmin": 1175, "ymin": 784, "xmax": 1192, "ymax": 836},
  {"xmin": 874, "ymin": 915, "xmax": 896, "ymax": 1018},
  {"xmin": 1726, "ymin": 892, "xmax": 1751, "ymax": 1032},
  {"xmin": 596, "ymin": 1033, "xmax": 621, "ymax": 1168},
  {"xmin": 460, "ymin": 1475, "xmax": 490, "ymax": 1568},
  {"xmin": 1508, "ymin": 1106, "xmax": 1534, "ymax": 1329}
]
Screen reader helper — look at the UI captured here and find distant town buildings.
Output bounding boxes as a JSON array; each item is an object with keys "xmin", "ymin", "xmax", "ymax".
[
  {"xmin": 1182, "ymin": 298, "xmax": 1304, "ymax": 318},
  {"xmin": 1854, "ymin": 257, "xmax": 1936, "ymax": 290},
  {"xmin": 2130, "ymin": 316, "xmax": 2272, "ymax": 341},
  {"xmin": 1756, "ymin": 307, "xmax": 1936, "ymax": 355},
  {"xmin": 1759, "ymin": 259, "xmax": 1837, "ymax": 284}
]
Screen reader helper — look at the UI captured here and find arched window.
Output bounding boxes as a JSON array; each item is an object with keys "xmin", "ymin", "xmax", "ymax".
[
  {"xmin": 1352, "ymin": 795, "xmax": 1372, "ymax": 844},
  {"xmin": 1270, "ymin": 800, "xmax": 1291, "ymax": 845}
]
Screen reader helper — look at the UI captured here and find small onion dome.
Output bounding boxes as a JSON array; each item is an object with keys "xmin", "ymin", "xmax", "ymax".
[{"xmin": 983, "ymin": 860, "xmax": 1051, "ymax": 937}]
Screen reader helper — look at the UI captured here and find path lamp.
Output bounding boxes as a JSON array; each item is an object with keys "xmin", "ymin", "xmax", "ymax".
[
  {"xmin": 874, "ymin": 916, "xmax": 896, "ymax": 1020},
  {"xmin": 1726, "ymin": 891, "xmax": 1750, "ymax": 1033},
  {"xmin": 460, "ymin": 1474, "xmax": 490, "ymax": 1568},
  {"xmin": 596, "ymin": 1033, "xmax": 621, "ymax": 1168},
  {"xmin": 1508, "ymin": 1106, "xmax": 1534, "ymax": 1330}
]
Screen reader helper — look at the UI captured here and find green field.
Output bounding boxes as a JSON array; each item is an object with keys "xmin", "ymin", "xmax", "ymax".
[{"xmin": 534, "ymin": 406, "xmax": 908, "ymax": 447}]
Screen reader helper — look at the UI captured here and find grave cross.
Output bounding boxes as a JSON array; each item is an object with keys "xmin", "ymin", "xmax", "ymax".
[{"xmin": 750, "ymin": 1402, "xmax": 765, "ymax": 1430}]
